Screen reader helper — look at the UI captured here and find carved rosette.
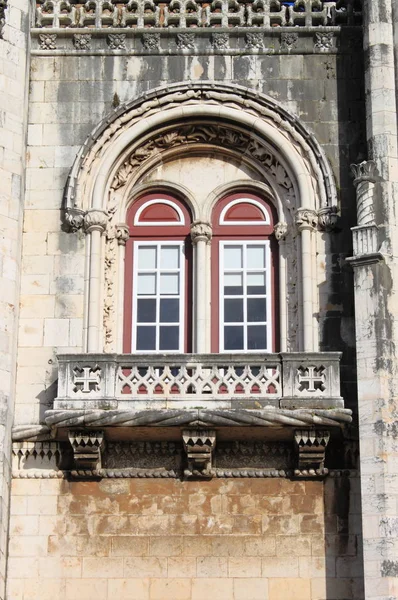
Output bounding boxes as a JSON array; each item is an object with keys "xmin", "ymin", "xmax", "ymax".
[
  {"xmin": 295, "ymin": 208, "xmax": 318, "ymax": 232},
  {"xmin": 84, "ymin": 209, "xmax": 108, "ymax": 234},
  {"xmin": 350, "ymin": 160, "xmax": 378, "ymax": 226},
  {"xmin": 317, "ymin": 206, "xmax": 339, "ymax": 232},
  {"xmin": 274, "ymin": 221, "xmax": 288, "ymax": 241},
  {"xmin": 190, "ymin": 221, "xmax": 212, "ymax": 245},
  {"xmin": 115, "ymin": 223, "xmax": 130, "ymax": 245}
]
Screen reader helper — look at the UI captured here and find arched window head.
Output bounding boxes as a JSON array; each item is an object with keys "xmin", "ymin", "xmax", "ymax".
[
  {"xmin": 212, "ymin": 193, "xmax": 278, "ymax": 353},
  {"xmin": 124, "ymin": 193, "xmax": 192, "ymax": 353}
]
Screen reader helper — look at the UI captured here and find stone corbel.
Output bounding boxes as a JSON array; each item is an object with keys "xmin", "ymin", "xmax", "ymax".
[
  {"xmin": 274, "ymin": 221, "xmax": 288, "ymax": 241},
  {"xmin": 65, "ymin": 207, "xmax": 86, "ymax": 232},
  {"xmin": 317, "ymin": 206, "xmax": 339, "ymax": 232},
  {"xmin": 182, "ymin": 429, "xmax": 216, "ymax": 479},
  {"xmin": 294, "ymin": 429, "xmax": 330, "ymax": 475},
  {"xmin": 68, "ymin": 430, "xmax": 105, "ymax": 470}
]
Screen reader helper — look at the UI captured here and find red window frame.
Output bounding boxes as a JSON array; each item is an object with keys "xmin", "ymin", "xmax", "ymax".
[
  {"xmin": 211, "ymin": 193, "xmax": 279, "ymax": 353},
  {"xmin": 123, "ymin": 193, "xmax": 193, "ymax": 353}
]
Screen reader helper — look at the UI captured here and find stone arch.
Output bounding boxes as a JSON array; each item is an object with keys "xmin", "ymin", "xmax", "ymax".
[{"xmin": 65, "ymin": 83, "xmax": 338, "ymax": 355}]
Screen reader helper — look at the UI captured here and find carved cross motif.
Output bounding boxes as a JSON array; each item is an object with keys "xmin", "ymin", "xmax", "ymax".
[
  {"xmin": 296, "ymin": 366, "xmax": 326, "ymax": 393},
  {"xmin": 73, "ymin": 366, "xmax": 101, "ymax": 393},
  {"xmin": 108, "ymin": 33, "xmax": 126, "ymax": 50}
]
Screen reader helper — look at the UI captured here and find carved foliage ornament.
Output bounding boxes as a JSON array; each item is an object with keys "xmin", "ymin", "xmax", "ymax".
[
  {"xmin": 39, "ymin": 33, "xmax": 57, "ymax": 49},
  {"xmin": 190, "ymin": 221, "xmax": 212, "ymax": 244},
  {"xmin": 295, "ymin": 208, "xmax": 318, "ymax": 232},
  {"xmin": 73, "ymin": 33, "xmax": 91, "ymax": 50}
]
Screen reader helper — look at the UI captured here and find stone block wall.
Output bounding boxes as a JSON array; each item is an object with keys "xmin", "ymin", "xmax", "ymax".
[
  {"xmin": 0, "ymin": 0, "xmax": 30, "ymax": 596},
  {"xmin": 7, "ymin": 475, "xmax": 364, "ymax": 600}
]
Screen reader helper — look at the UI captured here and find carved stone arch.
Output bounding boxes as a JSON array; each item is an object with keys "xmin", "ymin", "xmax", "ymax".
[{"xmin": 65, "ymin": 83, "xmax": 337, "ymax": 355}]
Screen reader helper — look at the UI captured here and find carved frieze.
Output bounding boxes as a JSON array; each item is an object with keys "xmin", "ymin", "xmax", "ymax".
[{"xmin": 176, "ymin": 32, "xmax": 195, "ymax": 50}]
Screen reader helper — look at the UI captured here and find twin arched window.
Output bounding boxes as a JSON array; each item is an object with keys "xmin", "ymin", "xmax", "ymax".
[{"xmin": 123, "ymin": 192, "xmax": 277, "ymax": 354}]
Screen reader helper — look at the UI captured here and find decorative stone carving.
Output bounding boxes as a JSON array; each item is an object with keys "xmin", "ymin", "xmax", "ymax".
[
  {"xmin": 350, "ymin": 160, "xmax": 378, "ymax": 226},
  {"xmin": 274, "ymin": 221, "xmax": 288, "ymax": 241},
  {"xmin": 115, "ymin": 223, "xmax": 130, "ymax": 245},
  {"xmin": 295, "ymin": 429, "xmax": 330, "ymax": 472},
  {"xmin": 12, "ymin": 442, "xmax": 62, "ymax": 472},
  {"xmin": 296, "ymin": 365, "xmax": 326, "ymax": 393},
  {"xmin": 84, "ymin": 209, "xmax": 107, "ymax": 234},
  {"xmin": 68, "ymin": 430, "xmax": 105, "ymax": 469},
  {"xmin": 295, "ymin": 208, "xmax": 318, "ymax": 232},
  {"xmin": 73, "ymin": 33, "xmax": 91, "ymax": 50},
  {"xmin": 73, "ymin": 365, "xmax": 101, "ymax": 393},
  {"xmin": 245, "ymin": 32, "xmax": 263, "ymax": 50},
  {"xmin": 39, "ymin": 33, "xmax": 57, "ymax": 49},
  {"xmin": 280, "ymin": 32, "xmax": 298, "ymax": 50},
  {"xmin": 176, "ymin": 32, "xmax": 195, "ymax": 50},
  {"xmin": 165, "ymin": 0, "xmax": 201, "ymax": 27},
  {"xmin": 205, "ymin": 0, "xmax": 244, "ymax": 27},
  {"xmin": 318, "ymin": 206, "xmax": 339, "ymax": 232},
  {"xmin": 182, "ymin": 430, "xmax": 216, "ymax": 478},
  {"xmin": 65, "ymin": 207, "xmax": 85, "ymax": 232},
  {"xmin": 107, "ymin": 33, "xmax": 126, "ymax": 50},
  {"xmin": 314, "ymin": 32, "xmax": 334, "ymax": 50},
  {"xmin": 142, "ymin": 32, "xmax": 160, "ymax": 51},
  {"xmin": 190, "ymin": 221, "xmax": 212, "ymax": 245},
  {"xmin": 0, "ymin": 0, "xmax": 7, "ymax": 36},
  {"xmin": 212, "ymin": 32, "xmax": 229, "ymax": 50}
]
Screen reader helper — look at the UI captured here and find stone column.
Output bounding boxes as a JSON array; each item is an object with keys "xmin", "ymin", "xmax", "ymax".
[
  {"xmin": 353, "ymin": 1, "xmax": 398, "ymax": 597},
  {"xmin": 84, "ymin": 209, "xmax": 108, "ymax": 353},
  {"xmin": 295, "ymin": 209, "xmax": 317, "ymax": 352},
  {"xmin": 274, "ymin": 221, "xmax": 288, "ymax": 352},
  {"xmin": 190, "ymin": 222, "xmax": 212, "ymax": 354},
  {"xmin": 115, "ymin": 224, "xmax": 130, "ymax": 352}
]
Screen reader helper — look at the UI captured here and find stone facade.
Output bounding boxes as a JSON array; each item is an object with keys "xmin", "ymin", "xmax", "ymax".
[{"xmin": 0, "ymin": 0, "xmax": 398, "ymax": 598}]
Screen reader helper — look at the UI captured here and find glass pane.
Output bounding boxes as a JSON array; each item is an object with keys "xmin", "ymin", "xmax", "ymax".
[
  {"xmin": 137, "ymin": 298, "xmax": 156, "ymax": 323},
  {"xmin": 160, "ymin": 298, "xmax": 179, "ymax": 323},
  {"xmin": 159, "ymin": 326, "xmax": 179, "ymax": 350},
  {"xmin": 136, "ymin": 326, "xmax": 156, "ymax": 350},
  {"xmin": 247, "ymin": 272, "xmax": 266, "ymax": 295},
  {"xmin": 224, "ymin": 326, "xmax": 244, "ymax": 350},
  {"xmin": 248, "ymin": 325, "xmax": 267, "ymax": 350},
  {"xmin": 160, "ymin": 246, "xmax": 179, "ymax": 269},
  {"xmin": 224, "ymin": 272, "xmax": 243, "ymax": 296},
  {"xmin": 247, "ymin": 245, "xmax": 265, "ymax": 269},
  {"xmin": 137, "ymin": 273, "xmax": 156, "ymax": 295},
  {"xmin": 224, "ymin": 245, "xmax": 243, "ymax": 269},
  {"xmin": 224, "ymin": 299, "xmax": 243, "ymax": 323},
  {"xmin": 138, "ymin": 246, "xmax": 157, "ymax": 269},
  {"xmin": 247, "ymin": 298, "xmax": 267, "ymax": 322},
  {"xmin": 160, "ymin": 273, "xmax": 179, "ymax": 295}
]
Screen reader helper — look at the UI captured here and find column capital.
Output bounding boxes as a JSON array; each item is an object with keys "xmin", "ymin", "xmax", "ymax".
[
  {"xmin": 84, "ymin": 209, "xmax": 108, "ymax": 234},
  {"xmin": 115, "ymin": 223, "xmax": 130, "ymax": 246},
  {"xmin": 190, "ymin": 221, "xmax": 212, "ymax": 244},
  {"xmin": 295, "ymin": 208, "xmax": 317, "ymax": 232},
  {"xmin": 350, "ymin": 160, "xmax": 378, "ymax": 187}
]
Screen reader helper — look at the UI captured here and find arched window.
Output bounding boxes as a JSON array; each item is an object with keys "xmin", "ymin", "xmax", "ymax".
[
  {"xmin": 124, "ymin": 194, "xmax": 192, "ymax": 353},
  {"xmin": 211, "ymin": 193, "xmax": 278, "ymax": 353}
]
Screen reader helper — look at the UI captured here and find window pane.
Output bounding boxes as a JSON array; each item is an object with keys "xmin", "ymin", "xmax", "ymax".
[
  {"xmin": 224, "ymin": 299, "xmax": 243, "ymax": 323},
  {"xmin": 224, "ymin": 326, "xmax": 244, "ymax": 350},
  {"xmin": 160, "ymin": 273, "xmax": 179, "ymax": 295},
  {"xmin": 137, "ymin": 273, "xmax": 156, "ymax": 295},
  {"xmin": 137, "ymin": 299, "xmax": 156, "ymax": 323},
  {"xmin": 247, "ymin": 245, "xmax": 265, "ymax": 269},
  {"xmin": 247, "ymin": 298, "xmax": 267, "ymax": 322},
  {"xmin": 247, "ymin": 272, "xmax": 266, "ymax": 295},
  {"xmin": 136, "ymin": 326, "xmax": 156, "ymax": 350},
  {"xmin": 160, "ymin": 246, "xmax": 180, "ymax": 269},
  {"xmin": 138, "ymin": 246, "xmax": 157, "ymax": 269},
  {"xmin": 224, "ymin": 272, "xmax": 243, "ymax": 295},
  {"xmin": 248, "ymin": 325, "xmax": 267, "ymax": 350},
  {"xmin": 224, "ymin": 246, "xmax": 243, "ymax": 269},
  {"xmin": 160, "ymin": 298, "xmax": 179, "ymax": 323},
  {"xmin": 160, "ymin": 326, "xmax": 179, "ymax": 350}
]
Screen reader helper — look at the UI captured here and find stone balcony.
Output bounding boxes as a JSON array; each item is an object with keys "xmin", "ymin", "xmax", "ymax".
[{"xmin": 55, "ymin": 352, "xmax": 343, "ymax": 411}]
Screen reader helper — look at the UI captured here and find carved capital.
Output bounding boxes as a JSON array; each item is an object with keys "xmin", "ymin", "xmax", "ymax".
[
  {"xmin": 65, "ymin": 207, "xmax": 86, "ymax": 232},
  {"xmin": 68, "ymin": 430, "xmax": 105, "ymax": 470},
  {"xmin": 295, "ymin": 429, "xmax": 330, "ymax": 473},
  {"xmin": 317, "ymin": 206, "xmax": 339, "ymax": 232},
  {"xmin": 190, "ymin": 221, "xmax": 212, "ymax": 244},
  {"xmin": 84, "ymin": 209, "xmax": 108, "ymax": 234},
  {"xmin": 182, "ymin": 430, "xmax": 216, "ymax": 479},
  {"xmin": 350, "ymin": 160, "xmax": 378, "ymax": 186},
  {"xmin": 115, "ymin": 223, "xmax": 130, "ymax": 246},
  {"xmin": 295, "ymin": 208, "xmax": 317, "ymax": 232},
  {"xmin": 274, "ymin": 221, "xmax": 288, "ymax": 241}
]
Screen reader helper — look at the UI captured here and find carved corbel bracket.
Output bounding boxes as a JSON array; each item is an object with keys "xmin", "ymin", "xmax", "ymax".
[
  {"xmin": 317, "ymin": 206, "xmax": 340, "ymax": 232},
  {"xmin": 294, "ymin": 429, "xmax": 330, "ymax": 474},
  {"xmin": 65, "ymin": 207, "xmax": 86, "ymax": 232},
  {"xmin": 182, "ymin": 429, "xmax": 216, "ymax": 479},
  {"xmin": 68, "ymin": 430, "xmax": 105, "ymax": 470},
  {"xmin": 274, "ymin": 221, "xmax": 288, "ymax": 241}
]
